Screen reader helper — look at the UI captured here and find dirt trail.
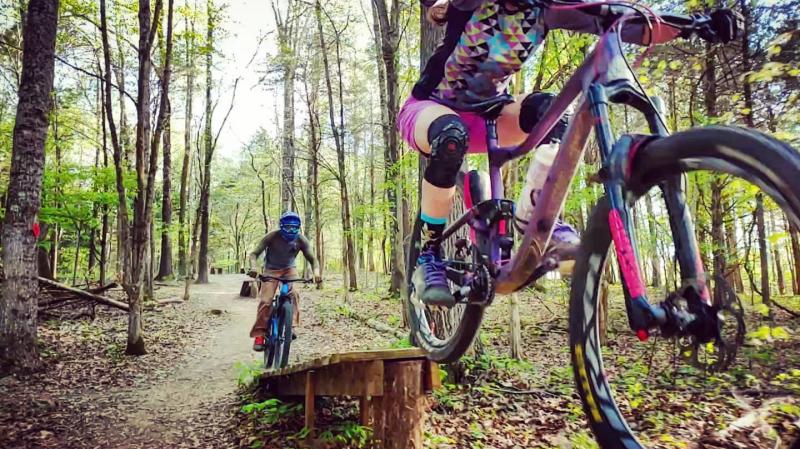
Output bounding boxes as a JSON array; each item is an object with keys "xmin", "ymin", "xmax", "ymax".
[
  {"xmin": 90, "ymin": 274, "xmax": 394, "ymax": 448},
  {"xmin": 80, "ymin": 274, "xmax": 254, "ymax": 447}
]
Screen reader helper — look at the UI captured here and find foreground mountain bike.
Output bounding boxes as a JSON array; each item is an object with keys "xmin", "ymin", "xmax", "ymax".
[
  {"xmin": 260, "ymin": 276, "xmax": 312, "ymax": 369},
  {"xmin": 403, "ymin": 4, "xmax": 800, "ymax": 447}
]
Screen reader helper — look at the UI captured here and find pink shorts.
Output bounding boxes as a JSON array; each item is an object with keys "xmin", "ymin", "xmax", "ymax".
[{"xmin": 397, "ymin": 96, "xmax": 491, "ymax": 154}]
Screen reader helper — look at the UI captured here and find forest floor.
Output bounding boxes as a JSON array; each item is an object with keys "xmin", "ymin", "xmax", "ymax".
[
  {"xmin": 1, "ymin": 273, "xmax": 799, "ymax": 449},
  {"xmin": 0, "ymin": 274, "xmax": 395, "ymax": 449},
  {"xmin": 239, "ymin": 275, "xmax": 800, "ymax": 449}
]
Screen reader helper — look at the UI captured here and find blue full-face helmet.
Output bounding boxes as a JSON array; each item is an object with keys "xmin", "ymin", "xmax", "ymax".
[{"xmin": 279, "ymin": 211, "xmax": 301, "ymax": 242}]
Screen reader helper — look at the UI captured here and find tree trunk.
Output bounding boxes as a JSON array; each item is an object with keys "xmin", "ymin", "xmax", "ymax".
[
  {"xmin": 756, "ymin": 193, "xmax": 773, "ymax": 318},
  {"xmin": 373, "ymin": 0, "xmax": 403, "ymax": 295},
  {"xmin": 643, "ymin": 192, "xmax": 661, "ymax": 288},
  {"xmin": 769, "ymin": 212, "xmax": 786, "ymax": 295},
  {"xmin": 302, "ymin": 56, "xmax": 324, "ymax": 288},
  {"xmin": 316, "ymin": 0, "xmax": 357, "ymax": 291},
  {"xmin": 0, "ymin": 0, "xmax": 58, "ymax": 374},
  {"xmin": 368, "ymin": 130, "xmax": 376, "ymax": 274},
  {"xmin": 273, "ymin": 0, "xmax": 298, "ymax": 211},
  {"xmin": 125, "ymin": 0, "xmax": 161, "ymax": 355},
  {"xmin": 710, "ymin": 177, "xmax": 726, "ymax": 305},
  {"xmin": 724, "ymin": 198, "xmax": 744, "ymax": 292},
  {"xmin": 789, "ymin": 220, "xmax": 800, "ymax": 294},
  {"xmin": 196, "ymin": 0, "xmax": 214, "ymax": 284},
  {"xmin": 509, "ymin": 294, "xmax": 523, "ymax": 359},
  {"xmin": 178, "ymin": 13, "xmax": 195, "ymax": 277},
  {"xmin": 72, "ymin": 226, "xmax": 82, "ymax": 286},
  {"xmin": 156, "ymin": 96, "xmax": 174, "ymax": 280},
  {"xmin": 37, "ymin": 224, "xmax": 53, "ymax": 279},
  {"xmin": 100, "ymin": 0, "xmax": 130, "ymax": 287}
]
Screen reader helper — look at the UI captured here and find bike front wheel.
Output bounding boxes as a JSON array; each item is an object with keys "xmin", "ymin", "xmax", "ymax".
[
  {"xmin": 570, "ymin": 126, "xmax": 800, "ymax": 448},
  {"xmin": 272, "ymin": 300, "xmax": 293, "ymax": 369}
]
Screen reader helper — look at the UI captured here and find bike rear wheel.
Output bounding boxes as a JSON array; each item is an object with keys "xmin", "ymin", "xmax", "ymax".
[
  {"xmin": 404, "ymin": 170, "xmax": 491, "ymax": 363},
  {"xmin": 570, "ymin": 126, "xmax": 800, "ymax": 448}
]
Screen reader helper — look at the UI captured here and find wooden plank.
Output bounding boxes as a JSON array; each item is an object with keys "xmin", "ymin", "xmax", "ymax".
[
  {"xmin": 267, "ymin": 360, "xmax": 384, "ymax": 396},
  {"xmin": 304, "ymin": 371, "xmax": 315, "ymax": 436},
  {"xmin": 334, "ymin": 348, "xmax": 428, "ymax": 363},
  {"xmin": 262, "ymin": 348, "xmax": 428, "ymax": 379},
  {"xmin": 422, "ymin": 360, "xmax": 441, "ymax": 392}
]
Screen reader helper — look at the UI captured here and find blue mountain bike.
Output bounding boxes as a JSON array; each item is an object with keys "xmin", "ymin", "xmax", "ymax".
[{"xmin": 260, "ymin": 275, "xmax": 312, "ymax": 369}]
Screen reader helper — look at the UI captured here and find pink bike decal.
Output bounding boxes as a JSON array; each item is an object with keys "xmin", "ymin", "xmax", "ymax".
[{"xmin": 608, "ymin": 209, "xmax": 646, "ymax": 298}]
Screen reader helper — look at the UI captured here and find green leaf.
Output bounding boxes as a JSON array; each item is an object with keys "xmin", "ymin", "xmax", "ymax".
[{"xmin": 771, "ymin": 326, "xmax": 790, "ymax": 340}]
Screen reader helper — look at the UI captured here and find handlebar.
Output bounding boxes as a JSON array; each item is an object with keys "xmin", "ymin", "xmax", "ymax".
[{"xmin": 256, "ymin": 275, "xmax": 314, "ymax": 284}]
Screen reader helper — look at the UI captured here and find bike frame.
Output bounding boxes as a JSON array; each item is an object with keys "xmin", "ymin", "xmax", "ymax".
[{"xmin": 438, "ymin": 29, "xmax": 710, "ymax": 333}]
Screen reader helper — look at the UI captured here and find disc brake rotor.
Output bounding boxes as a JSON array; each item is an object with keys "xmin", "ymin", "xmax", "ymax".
[{"xmin": 676, "ymin": 277, "xmax": 745, "ymax": 372}]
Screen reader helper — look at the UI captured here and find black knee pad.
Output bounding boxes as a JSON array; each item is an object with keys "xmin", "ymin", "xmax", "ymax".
[
  {"xmin": 424, "ymin": 114, "xmax": 468, "ymax": 189},
  {"xmin": 519, "ymin": 92, "xmax": 568, "ymax": 142}
]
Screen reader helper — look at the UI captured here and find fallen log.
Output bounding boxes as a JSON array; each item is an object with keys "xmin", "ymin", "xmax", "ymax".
[
  {"xmin": 37, "ymin": 277, "xmax": 129, "ymax": 311},
  {"xmin": 773, "ymin": 299, "xmax": 800, "ymax": 318},
  {"xmin": 87, "ymin": 282, "xmax": 119, "ymax": 295}
]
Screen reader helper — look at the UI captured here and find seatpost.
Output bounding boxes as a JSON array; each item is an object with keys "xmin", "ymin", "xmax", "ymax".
[{"xmin": 485, "ymin": 119, "xmax": 504, "ymax": 200}]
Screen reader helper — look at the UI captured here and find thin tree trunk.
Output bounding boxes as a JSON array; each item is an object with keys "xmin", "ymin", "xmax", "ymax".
[
  {"xmin": 178, "ymin": 13, "xmax": 194, "ymax": 277},
  {"xmin": 273, "ymin": 0, "xmax": 297, "ymax": 211},
  {"xmin": 196, "ymin": 0, "xmax": 214, "ymax": 284},
  {"xmin": 100, "ymin": 0, "xmax": 130, "ymax": 286},
  {"xmin": 372, "ymin": 0, "xmax": 403, "ymax": 295},
  {"xmin": 302, "ymin": 56, "xmax": 324, "ymax": 288},
  {"xmin": 769, "ymin": 212, "xmax": 785, "ymax": 295},
  {"xmin": 509, "ymin": 294, "xmax": 523, "ymax": 359},
  {"xmin": 99, "ymin": 74, "xmax": 110, "ymax": 285},
  {"xmin": 756, "ymin": 193, "xmax": 773, "ymax": 318},
  {"xmin": 156, "ymin": 96, "xmax": 174, "ymax": 280},
  {"xmin": 789, "ymin": 220, "xmax": 800, "ymax": 294},
  {"xmin": 0, "ymin": 0, "xmax": 58, "ymax": 374},
  {"xmin": 316, "ymin": 0, "xmax": 357, "ymax": 290},
  {"xmin": 710, "ymin": 177, "xmax": 726, "ymax": 305},
  {"xmin": 643, "ymin": 192, "xmax": 661, "ymax": 288},
  {"xmin": 72, "ymin": 226, "xmax": 82, "ymax": 286}
]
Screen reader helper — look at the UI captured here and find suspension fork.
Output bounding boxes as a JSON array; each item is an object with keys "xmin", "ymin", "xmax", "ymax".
[
  {"xmin": 588, "ymin": 85, "xmax": 666, "ymax": 339},
  {"xmin": 660, "ymin": 177, "xmax": 712, "ymax": 305}
]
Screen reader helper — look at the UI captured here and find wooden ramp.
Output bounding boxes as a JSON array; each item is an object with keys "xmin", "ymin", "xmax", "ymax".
[{"xmin": 259, "ymin": 348, "xmax": 440, "ymax": 449}]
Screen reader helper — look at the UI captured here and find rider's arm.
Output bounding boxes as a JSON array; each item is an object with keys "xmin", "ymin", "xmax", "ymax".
[
  {"xmin": 248, "ymin": 233, "xmax": 274, "ymax": 272},
  {"xmin": 299, "ymin": 236, "xmax": 320, "ymax": 279},
  {"xmin": 543, "ymin": 1, "xmax": 740, "ymax": 45}
]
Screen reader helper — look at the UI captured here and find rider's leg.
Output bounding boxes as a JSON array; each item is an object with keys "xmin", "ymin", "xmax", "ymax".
[
  {"xmin": 285, "ymin": 268, "xmax": 300, "ymax": 328},
  {"xmin": 401, "ymin": 100, "xmax": 468, "ymax": 305},
  {"xmin": 249, "ymin": 273, "xmax": 280, "ymax": 338},
  {"xmin": 499, "ymin": 93, "xmax": 580, "ymax": 257}
]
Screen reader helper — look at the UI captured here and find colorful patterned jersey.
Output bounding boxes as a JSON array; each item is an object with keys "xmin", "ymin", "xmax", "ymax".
[
  {"xmin": 411, "ymin": 0, "xmax": 697, "ymax": 110},
  {"xmin": 433, "ymin": 2, "xmax": 545, "ymax": 106}
]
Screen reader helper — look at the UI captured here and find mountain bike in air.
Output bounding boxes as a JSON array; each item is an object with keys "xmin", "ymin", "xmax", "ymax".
[
  {"xmin": 260, "ymin": 275, "xmax": 313, "ymax": 369},
  {"xmin": 403, "ymin": 4, "xmax": 800, "ymax": 448}
]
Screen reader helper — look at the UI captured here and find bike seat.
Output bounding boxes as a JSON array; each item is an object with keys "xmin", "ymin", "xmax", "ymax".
[{"xmin": 437, "ymin": 94, "xmax": 516, "ymax": 120}]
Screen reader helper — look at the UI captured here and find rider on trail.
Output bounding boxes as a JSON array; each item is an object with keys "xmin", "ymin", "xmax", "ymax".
[
  {"xmin": 248, "ymin": 211, "xmax": 321, "ymax": 352},
  {"xmin": 400, "ymin": 0, "xmax": 739, "ymax": 306}
]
